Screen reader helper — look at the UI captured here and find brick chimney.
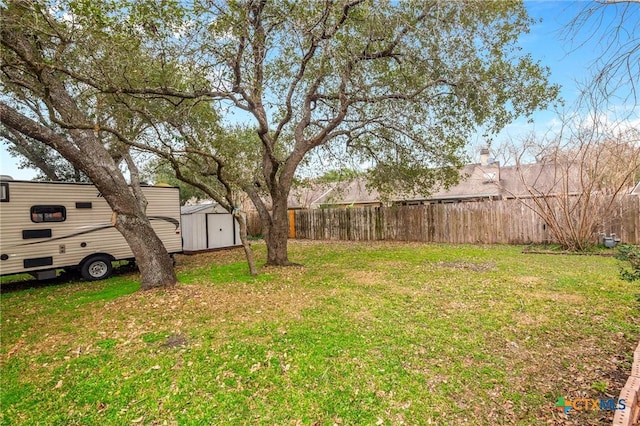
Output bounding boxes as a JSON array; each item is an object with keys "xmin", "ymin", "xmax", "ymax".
[{"xmin": 480, "ymin": 147, "xmax": 490, "ymax": 166}]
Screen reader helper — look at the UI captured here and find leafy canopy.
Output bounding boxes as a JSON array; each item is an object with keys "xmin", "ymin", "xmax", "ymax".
[{"xmin": 4, "ymin": 0, "xmax": 558, "ymax": 199}]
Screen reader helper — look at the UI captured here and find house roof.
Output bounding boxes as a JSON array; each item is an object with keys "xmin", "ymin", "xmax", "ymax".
[
  {"xmin": 288, "ymin": 182, "xmax": 340, "ymax": 209},
  {"xmin": 287, "ymin": 161, "xmax": 600, "ymax": 207},
  {"xmin": 313, "ymin": 178, "xmax": 381, "ymax": 207},
  {"xmin": 498, "ymin": 162, "xmax": 576, "ymax": 198},
  {"xmin": 400, "ymin": 164, "xmax": 502, "ymax": 202},
  {"xmin": 400, "ymin": 161, "xmax": 593, "ymax": 202}
]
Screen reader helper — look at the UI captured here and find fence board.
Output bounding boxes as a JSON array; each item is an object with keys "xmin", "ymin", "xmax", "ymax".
[{"xmin": 246, "ymin": 212, "xmax": 263, "ymax": 237}]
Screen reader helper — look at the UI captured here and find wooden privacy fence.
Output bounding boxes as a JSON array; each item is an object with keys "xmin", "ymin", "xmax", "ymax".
[
  {"xmin": 293, "ymin": 196, "xmax": 640, "ymax": 245},
  {"xmin": 246, "ymin": 211, "xmax": 264, "ymax": 237}
]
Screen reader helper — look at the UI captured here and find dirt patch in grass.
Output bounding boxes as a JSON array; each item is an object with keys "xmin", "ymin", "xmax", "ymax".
[
  {"xmin": 161, "ymin": 333, "xmax": 189, "ymax": 349},
  {"xmin": 428, "ymin": 260, "xmax": 497, "ymax": 272},
  {"xmin": 513, "ymin": 312, "xmax": 550, "ymax": 327},
  {"xmin": 345, "ymin": 270, "xmax": 389, "ymax": 287},
  {"xmin": 529, "ymin": 291, "xmax": 586, "ymax": 305},
  {"xmin": 516, "ymin": 276, "xmax": 545, "ymax": 285}
]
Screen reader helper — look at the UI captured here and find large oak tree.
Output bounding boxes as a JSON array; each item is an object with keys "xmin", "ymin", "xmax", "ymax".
[{"xmin": 0, "ymin": 1, "xmax": 177, "ymax": 289}]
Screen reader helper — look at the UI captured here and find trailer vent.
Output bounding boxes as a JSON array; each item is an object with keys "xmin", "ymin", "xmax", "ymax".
[
  {"xmin": 76, "ymin": 202, "xmax": 92, "ymax": 209},
  {"xmin": 24, "ymin": 256, "xmax": 53, "ymax": 268},
  {"xmin": 22, "ymin": 229, "xmax": 52, "ymax": 239}
]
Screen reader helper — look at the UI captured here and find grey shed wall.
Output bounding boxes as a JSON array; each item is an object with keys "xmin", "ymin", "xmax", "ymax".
[{"xmin": 181, "ymin": 204, "xmax": 241, "ymax": 252}]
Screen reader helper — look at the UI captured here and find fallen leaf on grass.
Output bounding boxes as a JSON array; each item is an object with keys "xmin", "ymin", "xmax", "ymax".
[
  {"xmin": 7, "ymin": 339, "xmax": 24, "ymax": 357},
  {"xmin": 145, "ymin": 365, "xmax": 161, "ymax": 373}
]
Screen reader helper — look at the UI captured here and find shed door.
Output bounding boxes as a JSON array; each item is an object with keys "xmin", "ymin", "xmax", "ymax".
[{"xmin": 206, "ymin": 214, "xmax": 235, "ymax": 249}]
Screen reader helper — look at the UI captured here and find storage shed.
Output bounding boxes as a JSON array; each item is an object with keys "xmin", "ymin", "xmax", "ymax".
[{"xmin": 180, "ymin": 203, "xmax": 241, "ymax": 252}]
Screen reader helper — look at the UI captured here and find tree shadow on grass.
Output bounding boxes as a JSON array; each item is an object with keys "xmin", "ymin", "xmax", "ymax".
[{"xmin": 0, "ymin": 262, "xmax": 137, "ymax": 294}]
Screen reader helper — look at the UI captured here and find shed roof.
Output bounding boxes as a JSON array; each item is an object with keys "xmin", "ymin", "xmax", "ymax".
[{"xmin": 180, "ymin": 203, "xmax": 227, "ymax": 215}]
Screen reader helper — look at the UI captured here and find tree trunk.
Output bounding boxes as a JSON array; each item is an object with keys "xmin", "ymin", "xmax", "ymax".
[
  {"xmin": 88, "ymin": 174, "xmax": 178, "ymax": 289},
  {"xmin": 233, "ymin": 211, "xmax": 258, "ymax": 276},
  {"xmin": 114, "ymin": 212, "xmax": 177, "ymax": 289},
  {"xmin": 265, "ymin": 197, "xmax": 291, "ymax": 266}
]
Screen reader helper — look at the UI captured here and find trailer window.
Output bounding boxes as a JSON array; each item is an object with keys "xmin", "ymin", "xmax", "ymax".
[
  {"xmin": 0, "ymin": 183, "xmax": 8, "ymax": 202},
  {"xmin": 31, "ymin": 205, "xmax": 66, "ymax": 223}
]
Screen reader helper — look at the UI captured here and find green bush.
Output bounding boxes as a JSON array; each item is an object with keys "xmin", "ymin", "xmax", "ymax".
[{"xmin": 615, "ymin": 244, "xmax": 640, "ymax": 282}]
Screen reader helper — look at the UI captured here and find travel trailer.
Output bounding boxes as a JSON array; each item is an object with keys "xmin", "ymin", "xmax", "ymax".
[{"xmin": 0, "ymin": 178, "xmax": 182, "ymax": 280}]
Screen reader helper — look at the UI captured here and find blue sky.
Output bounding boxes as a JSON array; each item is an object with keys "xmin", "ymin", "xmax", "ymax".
[
  {"xmin": 488, "ymin": 0, "xmax": 640, "ymax": 152},
  {"xmin": 1, "ymin": 1, "xmax": 637, "ymax": 179}
]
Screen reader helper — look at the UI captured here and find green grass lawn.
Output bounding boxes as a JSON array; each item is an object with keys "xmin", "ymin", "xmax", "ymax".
[{"xmin": 1, "ymin": 241, "xmax": 637, "ymax": 425}]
